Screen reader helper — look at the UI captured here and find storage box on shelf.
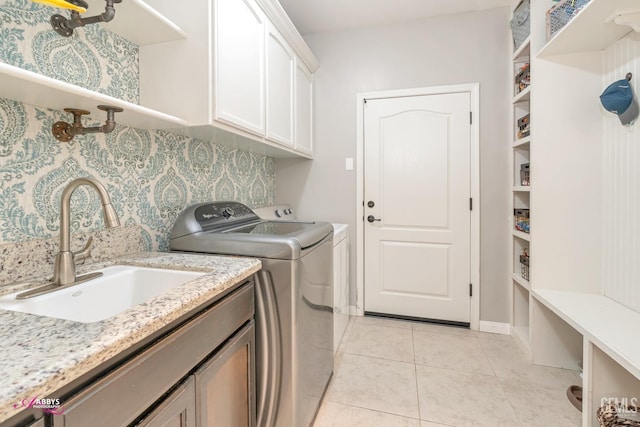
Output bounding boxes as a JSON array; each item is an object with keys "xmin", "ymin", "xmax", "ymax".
[{"xmin": 545, "ymin": 0, "xmax": 592, "ymax": 42}]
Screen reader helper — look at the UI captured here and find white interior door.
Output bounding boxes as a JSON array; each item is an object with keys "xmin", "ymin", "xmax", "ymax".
[{"xmin": 364, "ymin": 92, "xmax": 471, "ymax": 323}]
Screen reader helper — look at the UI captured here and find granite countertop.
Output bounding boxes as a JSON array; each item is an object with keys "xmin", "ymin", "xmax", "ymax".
[{"xmin": 0, "ymin": 252, "xmax": 261, "ymax": 424}]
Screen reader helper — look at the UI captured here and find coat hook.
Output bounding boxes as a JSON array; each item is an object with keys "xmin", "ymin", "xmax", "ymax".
[{"xmin": 626, "ymin": 72, "xmax": 633, "ymax": 81}]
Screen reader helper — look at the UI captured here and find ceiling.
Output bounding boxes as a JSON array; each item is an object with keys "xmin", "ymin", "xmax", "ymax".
[{"xmin": 279, "ymin": 0, "xmax": 512, "ymax": 35}]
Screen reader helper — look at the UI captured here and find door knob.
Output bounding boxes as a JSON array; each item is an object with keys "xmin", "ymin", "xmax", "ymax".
[{"xmin": 367, "ymin": 215, "xmax": 381, "ymax": 223}]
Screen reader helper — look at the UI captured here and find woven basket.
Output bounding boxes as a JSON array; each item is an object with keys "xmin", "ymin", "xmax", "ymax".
[
  {"xmin": 546, "ymin": 0, "xmax": 591, "ymax": 41},
  {"xmin": 597, "ymin": 402, "xmax": 640, "ymax": 427}
]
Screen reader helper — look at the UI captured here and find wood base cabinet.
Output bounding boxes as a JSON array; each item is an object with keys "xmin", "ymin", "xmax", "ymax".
[
  {"xmin": 49, "ymin": 282, "xmax": 255, "ymax": 427},
  {"xmin": 196, "ymin": 324, "xmax": 256, "ymax": 427},
  {"xmin": 137, "ymin": 378, "xmax": 196, "ymax": 427},
  {"xmin": 138, "ymin": 323, "xmax": 256, "ymax": 427}
]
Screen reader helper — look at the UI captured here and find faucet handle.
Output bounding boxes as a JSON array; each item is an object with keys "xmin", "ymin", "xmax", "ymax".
[{"xmin": 73, "ymin": 236, "xmax": 94, "ymax": 265}]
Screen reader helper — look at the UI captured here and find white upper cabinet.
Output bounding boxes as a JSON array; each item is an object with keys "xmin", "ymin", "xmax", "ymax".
[
  {"xmin": 214, "ymin": 0, "xmax": 266, "ymax": 137},
  {"xmin": 138, "ymin": 0, "xmax": 318, "ymax": 158},
  {"xmin": 295, "ymin": 60, "xmax": 313, "ymax": 156},
  {"xmin": 266, "ymin": 23, "xmax": 295, "ymax": 147}
]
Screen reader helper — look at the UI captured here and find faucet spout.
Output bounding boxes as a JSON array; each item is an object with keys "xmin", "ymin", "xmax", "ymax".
[{"xmin": 54, "ymin": 178, "xmax": 120, "ymax": 286}]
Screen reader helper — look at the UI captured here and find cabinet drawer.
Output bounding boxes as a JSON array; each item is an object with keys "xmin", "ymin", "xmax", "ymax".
[{"xmin": 53, "ymin": 283, "xmax": 254, "ymax": 427}]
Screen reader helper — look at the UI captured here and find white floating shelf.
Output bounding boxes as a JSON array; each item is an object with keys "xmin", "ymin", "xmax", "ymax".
[
  {"xmin": 513, "ymin": 186, "xmax": 531, "ymax": 192},
  {"xmin": 513, "ymin": 86, "xmax": 530, "ymax": 103},
  {"xmin": 513, "ymin": 136, "xmax": 531, "ymax": 148},
  {"xmin": 0, "ymin": 63, "xmax": 188, "ymax": 130},
  {"xmin": 86, "ymin": 0, "xmax": 187, "ymax": 45},
  {"xmin": 513, "ymin": 229, "xmax": 531, "ymax": 241},
  {"xmin": 513, "ymin": 37, "xmax": 531, "ymax": 60},
  {"xmin": 513, "ymin": 273, "xmax": 531, "ymax": 291},
  {"xmin": 538, "ymin": 0, "xmax": 637, "ymax": 57}
]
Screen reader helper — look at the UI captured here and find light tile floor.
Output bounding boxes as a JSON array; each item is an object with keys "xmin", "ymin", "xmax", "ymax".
[{"xmin": 313, "ymin": 316, "xmax": 583, "ymax": 427}]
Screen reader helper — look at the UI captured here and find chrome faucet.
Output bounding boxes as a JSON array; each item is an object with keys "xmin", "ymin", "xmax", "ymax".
[{"xmin": 17, "ymin": 178, "xmax": 120, "ymax": 299}]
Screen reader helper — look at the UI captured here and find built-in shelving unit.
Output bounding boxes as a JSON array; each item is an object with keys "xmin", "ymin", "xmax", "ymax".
[
  {"xmin": 514, "ymin": 0, "xmax": 640, "ymax": 425},
  {"xmin": 510, "ymin": 11, "xmax": 532, "ymax": 354}
]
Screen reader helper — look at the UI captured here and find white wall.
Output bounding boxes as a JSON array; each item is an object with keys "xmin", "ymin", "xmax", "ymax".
[
  {"xmin": 603, "ymin": 34, "xmax": 640, "ymax": 313},
  {"xmin": 276, "ymin": 8, "xmax": 512, "ymax": 322}
]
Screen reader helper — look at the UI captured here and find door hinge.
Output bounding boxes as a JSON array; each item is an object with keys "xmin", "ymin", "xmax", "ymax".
[
  {"xmin": 469, "ymin": 283, "xmax": 473, "ymax": 297},
  {"xmin": 469, "ymin": 198, "xmax": 473, "ymax": 211},
  {"xmin": 364, "ymin": 98, "xmax": 368, "ymax": 104},
  {"xmin": 470, "ymin": 111, "xmax": 472, "ymax": 125}
]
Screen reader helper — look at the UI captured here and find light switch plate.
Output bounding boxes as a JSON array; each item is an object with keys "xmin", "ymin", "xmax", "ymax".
[{"xmin": 345, "ymin": 157, "xmax": 354, "ymax": 171}]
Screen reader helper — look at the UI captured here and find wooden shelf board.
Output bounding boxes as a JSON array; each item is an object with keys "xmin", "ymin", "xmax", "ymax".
[
  {"xmin": 513, "ymin": 229, "xmax": 531, "ymax": 241},
  {"xmin": 0, "ymin": 63, "xmax": 188, "ymax": 130},
  {"xmin": 532, "ymin": 289, "xmax": 640, "ymax": 380},
  {"xmin": 538, "ymin": 0, "xmax": 636, "ymax": 57},
  {"xmin": 513, "ymin": 274, "xmax": 531, "ymax": 291},
  {"xmin": 85, "ymin": 0, "xmax": 187, "ymax": 45}
]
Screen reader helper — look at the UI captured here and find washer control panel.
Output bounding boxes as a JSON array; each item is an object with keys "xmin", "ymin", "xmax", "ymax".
[{"xmin": 194, "ymin": 202, "xmax": 257, "ymax": 229}]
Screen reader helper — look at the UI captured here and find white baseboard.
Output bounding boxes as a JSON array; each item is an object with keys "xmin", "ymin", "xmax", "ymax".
[{"xmin": 478, "ymin": 321, "xmax": 511, "ymax": 335}]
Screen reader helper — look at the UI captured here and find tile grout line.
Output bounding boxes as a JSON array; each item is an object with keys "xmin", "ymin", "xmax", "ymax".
[
  {"xmin": 476, "ymin": 335, "xmax": 527, "ymax": 427},
  {"xmin": 411, "ymin": 324, "xmax": 422, "ymax": 423},
  {"xmin": 323, "ymin": 400, "xmax": 424, "ymax": 424}
]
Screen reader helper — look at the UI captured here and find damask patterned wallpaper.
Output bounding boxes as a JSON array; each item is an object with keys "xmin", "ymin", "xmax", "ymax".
[
  {"xmin": 0, "ymin": 1, "xmax": 276, "ymax": 251},
  {"xmin": 0, "ymin": 0, "xmax": 138, "ymax": 103}
]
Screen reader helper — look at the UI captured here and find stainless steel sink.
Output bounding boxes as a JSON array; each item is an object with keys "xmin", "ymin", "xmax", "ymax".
[{"xmin": 0, "ymin": 265, "xmax": 206, "ymax": 323}]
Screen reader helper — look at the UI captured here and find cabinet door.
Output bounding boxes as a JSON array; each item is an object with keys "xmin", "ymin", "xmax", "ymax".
[
  {"xmin": 195, "ymin": 322, "xmax": 256, "ymax": 427},
  {"xmin": 136, "ymin": 378, "xmax": 195, "ymax": 427},
  {"xmin": 214, "ymin": 0, "xmax": 266, "ymax": 136},
  {"xmin": 295, "ymin": 60, "xmax": 313, "ymax": 155},
  {"xmin": 266, "ymin": 23, "xmax": 295, "ymax": 147}
]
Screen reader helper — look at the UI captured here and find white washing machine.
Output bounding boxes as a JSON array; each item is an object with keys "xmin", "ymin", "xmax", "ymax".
[{"xmin": 254, "ymin": 205, "xmax": 350, "ymax": 355}]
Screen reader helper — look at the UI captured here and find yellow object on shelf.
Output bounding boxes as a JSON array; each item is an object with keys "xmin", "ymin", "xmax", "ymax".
[{"xmin": 31, "ymin": 0, "xmax": 86, "ymax": 13}]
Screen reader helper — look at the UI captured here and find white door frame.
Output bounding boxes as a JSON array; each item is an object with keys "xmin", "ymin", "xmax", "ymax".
[{"xmin": 355, "ymin": 83, "xmax": 481, "ymax": 330}]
